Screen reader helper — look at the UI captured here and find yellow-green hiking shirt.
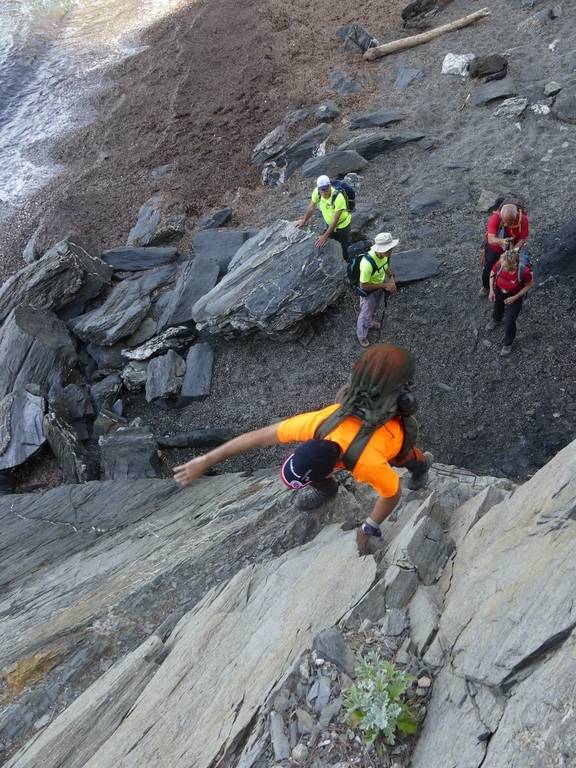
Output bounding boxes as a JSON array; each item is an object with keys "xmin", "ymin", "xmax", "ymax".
[
  {"xmin": 359, "ymin": 248, "xmax": 389, "ymax": 285},
  {"xmin": 311, "ymin": 188, "xmax": 352, "ymax": 229}
]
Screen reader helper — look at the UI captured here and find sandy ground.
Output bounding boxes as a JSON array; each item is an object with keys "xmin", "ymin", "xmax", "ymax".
[{"xmin": 4, "ymin": 0, "xmax": 576, "ymax": 489}]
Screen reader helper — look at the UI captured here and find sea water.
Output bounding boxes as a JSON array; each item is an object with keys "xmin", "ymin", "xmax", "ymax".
[{"xmin": 0, "ymin": 0, "xmax": 187, "ymax": 216}]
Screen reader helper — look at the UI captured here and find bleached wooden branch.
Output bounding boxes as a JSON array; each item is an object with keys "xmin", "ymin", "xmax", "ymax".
[{"xmin": 364, "ymin": 7, "xmax": 491, "ymax": 61}]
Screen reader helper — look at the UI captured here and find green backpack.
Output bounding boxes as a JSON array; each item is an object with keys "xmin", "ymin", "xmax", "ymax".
[{"xmin": 314, "ymin": 344, "xmax": 418, "ymax": 470}]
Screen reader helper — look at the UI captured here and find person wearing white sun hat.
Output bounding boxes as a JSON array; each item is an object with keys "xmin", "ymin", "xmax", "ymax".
[{"xmin": 356, "ymin": 232, "xmax": 399, "ymax": 348}]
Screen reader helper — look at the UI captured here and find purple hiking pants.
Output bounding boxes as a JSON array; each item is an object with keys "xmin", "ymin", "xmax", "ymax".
[{"xmin": 357, "ymin": 290, "xmax": 383, "ymax": 341}]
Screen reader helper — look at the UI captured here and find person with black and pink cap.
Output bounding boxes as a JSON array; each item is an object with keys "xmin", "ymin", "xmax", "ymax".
[{"xmin": 173, "ymin": 345, "xmax": 432, "ymax": 555}]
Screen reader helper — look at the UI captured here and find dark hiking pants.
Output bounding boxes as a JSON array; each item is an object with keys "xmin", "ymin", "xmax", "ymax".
[
  {"xmin": 328, "ymin": 224, "xmax": 351, "ymax": 262},
  {"xmin": 493, "ymin": 288, "xmax": 524, "ymax": 346},
  {"xmin": 482, "ymin": 244, "xmax": 501, "ymax": 290},
  {"xmin": 390, "ymin": 447, "xmax": 428, "ymax": 480}
]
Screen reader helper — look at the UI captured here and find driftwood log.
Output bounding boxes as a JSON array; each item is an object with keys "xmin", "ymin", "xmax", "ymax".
[{"xmin": 364, "ymin": 7, "xmax": 491, "ymax": 61}]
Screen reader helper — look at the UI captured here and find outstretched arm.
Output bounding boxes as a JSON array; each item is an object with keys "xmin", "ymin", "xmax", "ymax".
[
  {"xmin": 296, "ymin": 202, "xmax": 317, "ymax": 228},
  {"xmin": 173, "ymin": 424, "xmax": 280, "ymax": 486}
]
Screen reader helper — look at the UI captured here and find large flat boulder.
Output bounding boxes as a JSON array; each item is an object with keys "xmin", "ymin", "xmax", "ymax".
[
  {"xmin": 537, "ymin": 217, "xmax": 576, "ymax": 282},
  {"xmin": 392, "ymin": 248, "xmax": 440, "ymax": 283},
  {"xmin": 157, "ymin": 257, "xmax": 220, "ymax": 328},
  {"xmin": 192, "ymin": 221, "xmax": 346, "ymax": 337},
  {"xmin": 349, "ymin": 108, "xmax": 404, "ymax": 130},
  {"xmin": 191, "ymin": 228, "xmax": 259, "ymax": 273},
  {"xmin": 409, "ymin": 185, "xmax": 470, "ymax": 213},
  {"xmin": 336, "ymin": 128, "xmax": 424, "ymax": 160},
  {"xmin": 0, "ymin": 240, "xmax": 111, "ymax": 325},
  {"xmin": 101, "ymin": 247, "xmax": 178, "ymax": 271},
  {"xmin": 0, "ymin": 307, "xmax": 77, "ymax": 470},
  {"xmin": 69, "ymin": 265, "xmax": 176, "ymax": 346},
  {"xmin": 471, "ymin": 77, "xmax": 517, "ymax": 106}
]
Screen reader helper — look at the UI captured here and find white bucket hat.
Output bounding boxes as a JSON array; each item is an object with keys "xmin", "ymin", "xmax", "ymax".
[{"xmin": 373, "ymin": 232, "xmax": 399, "ymax": 253}]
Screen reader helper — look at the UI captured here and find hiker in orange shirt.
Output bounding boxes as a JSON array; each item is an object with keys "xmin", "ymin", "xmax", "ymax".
[{"xmin": 174, "ymin": 344, "xmax": 432, "ymax": 554}]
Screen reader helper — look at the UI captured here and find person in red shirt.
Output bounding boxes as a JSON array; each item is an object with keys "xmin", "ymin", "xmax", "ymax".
[
  {"xmin": 486, "ymin": 248, "xmax": 533, "ymax": 355},
  {"xmin": 480, "ymin": 203, "xmax": 529, "ymax": 295}
]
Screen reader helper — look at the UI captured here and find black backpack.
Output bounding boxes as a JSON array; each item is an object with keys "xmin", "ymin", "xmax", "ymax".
[
  {"xmin": 331, "ymin": 179, "xmax": 356, "ymax": 212},
  {"xmin": 315, "ymin": 344, "xmax": 418, "ymax": 470}
]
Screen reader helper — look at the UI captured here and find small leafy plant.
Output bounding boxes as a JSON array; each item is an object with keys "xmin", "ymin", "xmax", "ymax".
[{"xmin": 342, "ymin": 651, "xmax": 418, "ymax": 746}]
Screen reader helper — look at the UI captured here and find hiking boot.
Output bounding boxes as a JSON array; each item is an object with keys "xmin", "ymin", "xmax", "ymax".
[
  {"xmin": 479, "ymin": 287, "xmax": 488, "ymax": 297},
  {"xmin": 356, "ymin": 523, "xmax": 382, "ymax": 556},
  {"xmin": 358, "ymin": 337, "xmax": 370, "ymax": 348},
  {"xmin": 500, "ymin": 344, "xmax": 513, "ymax": 357},
  {"xmin": 485, "ymin": 318, "xmax": 501, "ymax": 332},
  {"xmin": 406, "ymin": 451, "xmax": 434, "ymax": 491},
  {"xmin": 295, "ymin": 478, "xmax": 339, "ymax": 510}
]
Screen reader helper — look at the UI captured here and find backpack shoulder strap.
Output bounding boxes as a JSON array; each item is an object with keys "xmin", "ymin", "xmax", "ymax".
[{"xmin": 314, "ymin": 408, "xmax": 349, "ymax": 441}]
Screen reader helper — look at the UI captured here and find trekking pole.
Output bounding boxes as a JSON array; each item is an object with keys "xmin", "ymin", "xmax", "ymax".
[{"xmin": 378, "ymin": 290, "xmax": 389, "ymax": 341}]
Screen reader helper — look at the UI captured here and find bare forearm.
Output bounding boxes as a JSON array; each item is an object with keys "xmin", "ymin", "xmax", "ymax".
[
  {"xmin": 301, "ymin": 203, "xmax": 316, "ymax": 225},
  {"xmin": 199, "ymin": 425, "xmax": 279, "ymax": 469}
]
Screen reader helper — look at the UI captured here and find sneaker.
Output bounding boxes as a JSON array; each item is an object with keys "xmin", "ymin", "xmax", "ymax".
[
  {"xmin": 479, "ymin": 287, "xmax": 488, "ymax": 297},
  {"xmin": 500, "ymin": 345, "xmax": 512, "ymax": 357},
  {"xmin": 358, "ymin": 337, "xmax": 370, "ymax": 348},
  {"xmin": 485, "ymin": 319, "xmax": 501, "ymax": 332},
  {"xmin": 406, "ymin": 451, "xmax": 434, "ymax": 491},
  {"xmin": 295, "ymin": 478, "xmax": 338, "ymax": 510}
]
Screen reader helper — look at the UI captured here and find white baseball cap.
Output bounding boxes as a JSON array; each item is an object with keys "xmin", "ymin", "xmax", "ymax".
[
  {"xmin": 373, "ymin": 232, "xmax": 399, "ymax": 253},
  {"xmin": 316, "ymin": 175, "xmax": 331, "ymax": 189}
]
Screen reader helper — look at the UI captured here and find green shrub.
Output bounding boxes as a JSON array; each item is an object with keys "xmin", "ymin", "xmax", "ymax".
[{"xmin": 342, "ymin": 651, "xmax": 417, "ymax": 746}]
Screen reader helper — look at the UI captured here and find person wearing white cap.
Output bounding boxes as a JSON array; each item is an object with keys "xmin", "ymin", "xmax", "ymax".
[
  {"xmin": 356, "ymin": 232, "xmax": 399, "ymax": 348},
  {"xmin": 296, "ymin": 174, "xmax": 352, "ymax": 261}
]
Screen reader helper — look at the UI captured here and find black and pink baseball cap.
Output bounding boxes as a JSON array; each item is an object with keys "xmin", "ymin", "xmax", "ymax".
[{"xmin": 280, "ymin": 439, "xmax": 342, "ymax": 489}]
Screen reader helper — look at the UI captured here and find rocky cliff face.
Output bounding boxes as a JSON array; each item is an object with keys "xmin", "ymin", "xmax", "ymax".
[{"xmin": 2, "ymin": 443, "xmax": 575, "ymax": 767}]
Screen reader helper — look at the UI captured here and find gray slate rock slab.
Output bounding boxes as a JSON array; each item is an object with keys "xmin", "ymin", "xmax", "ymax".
[
  {"xmin": 69, "ymin": 265, "xmax": 176, "ymax": 346},
  {"xmin": 552, "ymin": 88, "xmax": 576, "ymax": 124},
  {"xmin": 469, "ymin": 54, "xmax": 508, "ymax": 82},
  {"xmin": 157, "ymin": 429, "xmax": 235, "ymax": 448},
  {"xmin": 0, "ymin": 240, "xmax": 111, "ymax": 326},
  {"xmin": 192, "ymin": 221, "xmax": 346, "ymax": 337},
  {"xmin": 330, "ymin": 68, "xmax": 362, "ymax": 95},
  {"xmin": 53, "ymin": 383, "xmax": 94, "ymax": 420},
  {"xmin": 300, "ymin": 150, "xmax": 368, "ymax": 179},
  {"xmin": 157, "ymin": 258, "xmax": 219, "ymax": 328},
  {"xmin": 126, "ymin": 194, "xmax": 187, "ymax": 247},
  {"xmin": 179, "ymin": 343, "xmax": 214, "ymax": 402},
  {"xmin": 471, "ymin": 77, "xmax": 517, "ymax": 106},
  {"xmin": 493, "ymin": 97, "xmax": 528, "ymax": 118},
  {"xmin": 91, "ymin": 374, "xmax": 122, "ymax": 412},
  {"xmin": 314, "ymin": 101, "xmax": 340, "ymax": 121},
  {"xmin": 99, "ymin": 427, "xmax": 160, "ymax": 480},
  {"xmin": 383, "ymin": 565, "xmax": 418, "ymax": 608},
  {"xmin": 283, "ymin": 124, "xmax": 332, "ymax": 179},
  {"xmin": 252, "ymin": 124, "xmax": 288, "ymax": 165},
  {"xmin": 0, "ymin": 307, "xmax": 77, "ymax": 470},
  {"xmin": 409, "ymin": 185, "xmax": 470, "ymax": 213},
  {"xmin": 145, "ymin": 350, "xmax": 185, "ymax": 402},
  {"xmin": 121, "ymin": 326, "xmax": 196, "ymax": 362},
  {"xmin": 394, "ymin": 66, "xmax": 424, "ymax": 91},
  {"xmin": 121, "ymin": 361, "xmax": 148, "ymax": 391},
  {"xmin": 350, "ymin": 204, "xmax": 380, "ymax": 238},
  {"xmin": 380, "ymin": 608, "xmax": 407, "ymax": 637},
  {"xmin": 44, "ymin": 411, "xmax": 92, "ymax": 483},
  {"xmin": 337, "ymin": 129, "xmax": 424, "ymax": 160},
  {"xmin": 408, "ymin": 586, "xmax": 441, "ymax": 655},
  {"xmin": 192, "ymin": 228, "xmax": 259, "ymax": 274},
  {"xmin": 101, "ymin": 247, "xmax": 178, "ymax": 271},
  {"xmin": 86, "ymin": 343, "xmax": 126, "ymax": 371},
  {"xmin": 349, "ymin": 108, "xmax": 404, "ymax": 130},
  {"xmin": 196, "ymin": 208, "xmax": 233, "ymax": 230},
  {"xmin": 335, "ymin": 23, "xmax": 379, "ymax": 54},
  {"xmin": 22, "ymin": 226, "xmax": 42, "ymax": 264},
  {"xmin": 392, "ymin": 249, "xmax": 440, "ymax": 283},
  {"xmin": 313, "ymin": 628, "xmax": 355, "ymax": 676},
  {"xmin": 270, "ymin": 712, "xmax": 290, "ymax": 760}
]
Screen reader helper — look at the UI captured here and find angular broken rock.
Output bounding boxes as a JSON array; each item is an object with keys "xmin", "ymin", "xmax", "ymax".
[
  {"xmin": 471, "ymin": 77, "xmax": 517, "ymax": 106},
  {"xmin": 69, "ymin": 265, "xmax": 176, "ymax": 346},
  {"xmin": 44, "ymin": 411, "xmax": 92, "ymax": 483},
  {"xmin": 90, "ymin": 374, "xmax": 123, "ymax": 412},
  {"xmin": 157, "ymin": 429, "xmax": 235, "ymax": 449},
  {"xmin": 409, "ymin": 185, "xmax": 470, "ymax": 213},
  {"xmin": 336, "ymin": 129, "xmax": 424, "ymax": 160},
  {"xmin": 314, "ymin": 101, "xmax": 340, "ymax": 121},
  {"xmin": 383, "ymin": 565, "xmax": 418, "ymax": 608},
  {"xmin": 300, "ymin": 150, "xmax": 369, "ymax": 179},
  {"xmin": 330, "ymin": 68, "xmax": 362, "ymax": 95},
  {"xmin": 196, "ymin": 207, "xmax": 233, "ymax": 230},
  {"xmin": 408, "ymin": 585, "xmax": 441, "ymax": 655},
  {"xmin": 122, "ymin": 326, "xmax": 196, "ymax": 362},
  {"xmin": 157, "ymin": 259, "xmax": 219, "ymax": 329},
  {"xmin": 537, "ymin": 217, "xmax": 576, "ymax": 282},
  {"xmin": 349, "ymin": 108, "xmax": 404, "ymax": 130},
  {"xmin": 145, "ymin": 350, "xmax": 186, "ymax": 402},
  {"xmin": 99, "ymin": 427, "xmax": 160, "ymax": 480},
  {"xmin": 191, "ymin": 228, "xmax": 259, "ymax": 274},
  {"xmin": 392, "ymin": 249, "xmax": 440, "ymax": 283},
  {"xmin": 0, "ymin": 240, "xmax": 111, "ymax": 325},
  {"xmin": 282, "ymin": 123, "xmax": 332, "ymax": 180},
  {"xmin": 252, "ymin": 124, "xmax": 289, "ymax": 166},
  {"xmin": 101, "ymin": 246, "xmax": 179, "ymax": 272},
  {"xmin": 121, "ymin": 361, "xmax": 149, "ymax": 391},
  {"xmin": 192, "ymin": 221, "xmax": 346, "ymax": 337},
  {"xmin": 335, "ymin": 22, "xmax": 379, "ymax": 54},
  {"xmin": 551, "ymin": 88, "xmax": 576, "ymax": 124},
  {"xmin": 313, "ymin": 628, "xmax": 355, "ymax": 676},
  {"xmin": 493, "ymin": 97, "xmax": 528, "ymax": 119},
  {"xmin": 0, "ymin": 307, "xmax": 77, "ymax": 470},
  {"xmin": 126, "ymin": 194, "xmax": 188, "ymax": 247},
  {"xmin": 179, "ymin": 343, "xmax": 214, "ymax": 402}
]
